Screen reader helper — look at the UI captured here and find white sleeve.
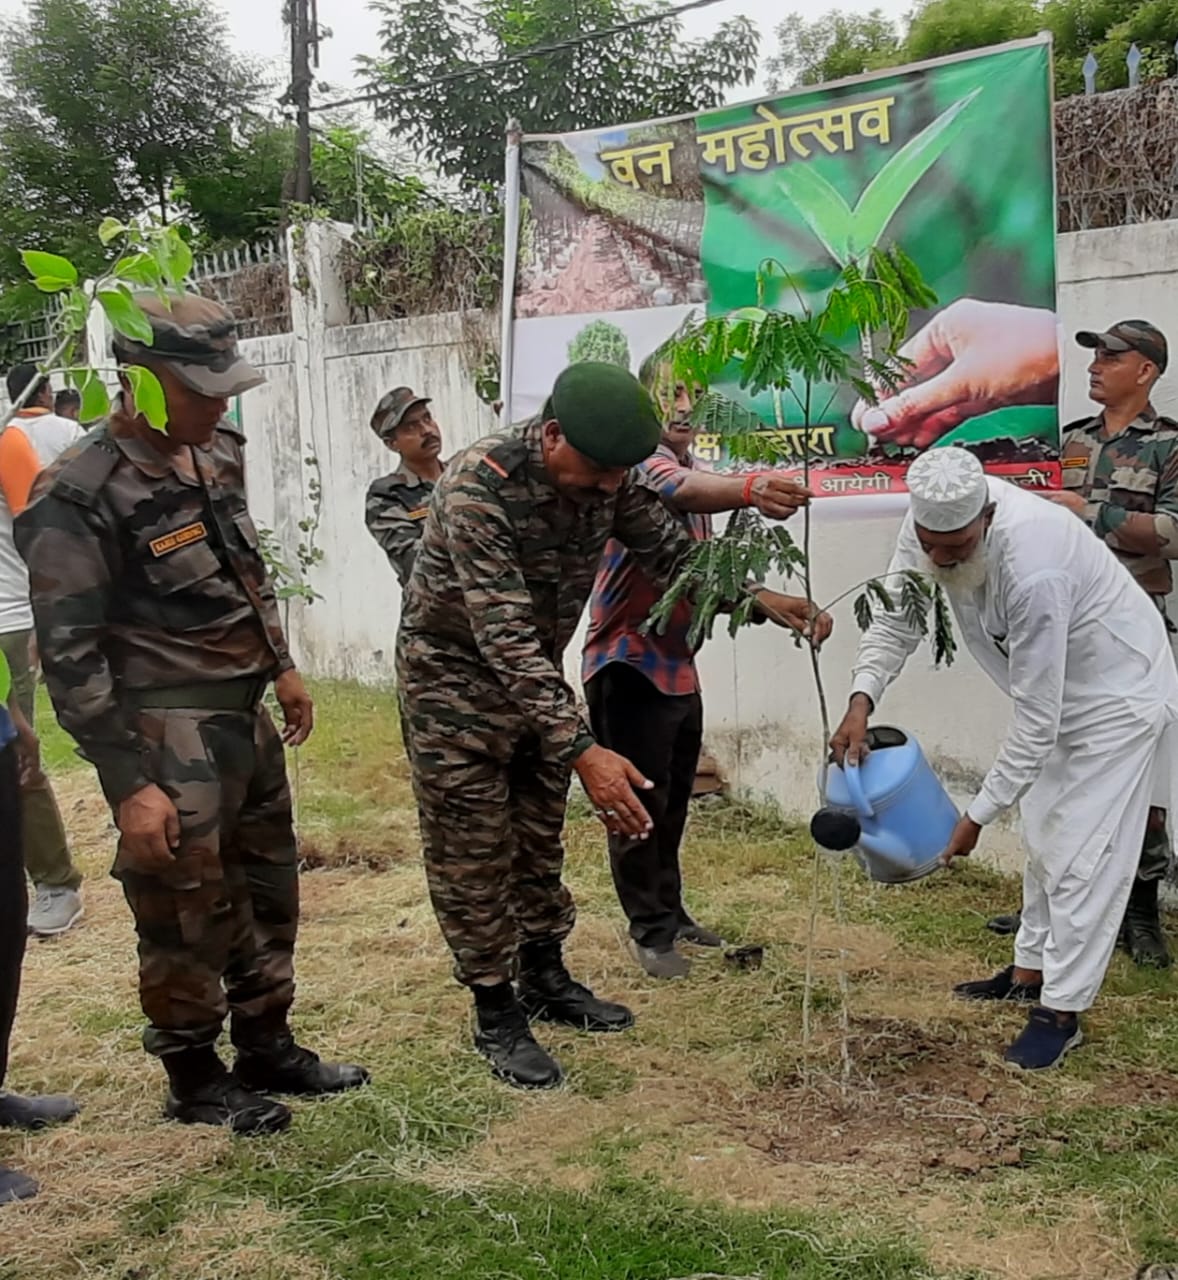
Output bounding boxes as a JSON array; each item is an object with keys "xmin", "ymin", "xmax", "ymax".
[
  {"xmin": 966, "ymin": 572, "xmax": 1070, "ymax": 825},
  {"xmin": 849, "ymin": 515, "xmax": 927, "ymax": 709}
]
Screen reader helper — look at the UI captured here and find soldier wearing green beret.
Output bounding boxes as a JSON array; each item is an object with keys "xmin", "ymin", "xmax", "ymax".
[{"xmin": 397, "ymin": 362, "xmax": 827, "ymax": 1088}]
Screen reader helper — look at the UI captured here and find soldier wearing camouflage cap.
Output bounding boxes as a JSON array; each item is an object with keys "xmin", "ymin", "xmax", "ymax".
[
  {"xmin": 396, "ymin": 361, "xmax": 824, "ymax": 1089},
  {"xmin": 14, "ymin": 293, "xmax": 369, "ymax": 1134},
  {"xmin": 986, "ymin": 319, "xmax": 1178, "ymax": 966},
  {"xmin": 365, "ymin": 387, "xmax": 447, "ymax": 588}
]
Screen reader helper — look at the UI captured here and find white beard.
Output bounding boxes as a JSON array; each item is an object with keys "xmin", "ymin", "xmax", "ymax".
[{"xmin": 920, "ymin": 540, "xmax": 989, "ymax": 597}]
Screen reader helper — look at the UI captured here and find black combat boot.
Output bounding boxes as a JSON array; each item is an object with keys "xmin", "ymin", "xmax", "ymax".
[
  {"xmin": 0, "ymin": 1091, "xmax": 80, "ymax": 1130},
  {"xmin": 234, "ymin": 1032, "xmax": 370, "ymax": 1097},
  {"xmin": 1121, "ymin": 878, "xmax": 1171, "ymax": 969},
  {"xmin": 163, "ymin": 1046, "xmax": 292, "ymax": 1136},
  {"xmin": 517, "ymin": 940, "xmax": 635, "ymax": 1032},
  {"xmin": 473, "ymin": 982, "xmax": 563, "ymax": 1089},
  {"xmin": 0, "ymin": 1165, "xmax": 37, "ymax": 1204}
]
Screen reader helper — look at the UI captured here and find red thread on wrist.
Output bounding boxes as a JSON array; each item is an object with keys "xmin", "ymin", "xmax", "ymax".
[{"xmin": 742, "ymin": 473, "xmax": 758, "ymax": 506}]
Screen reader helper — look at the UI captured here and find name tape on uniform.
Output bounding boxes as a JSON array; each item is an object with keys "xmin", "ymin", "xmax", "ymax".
[{"xmin": 150, "ymin": 522, "xmax": 209, "ymax": 557}]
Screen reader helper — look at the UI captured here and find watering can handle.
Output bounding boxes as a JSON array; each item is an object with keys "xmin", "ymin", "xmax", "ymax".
[{"xmin": 843, "ymin": 758, "xmax": 875, "ymax": 820}]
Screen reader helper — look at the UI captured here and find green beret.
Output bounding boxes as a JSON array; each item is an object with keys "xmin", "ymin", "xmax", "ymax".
[{"xmin": 548, "ymin": 361, "xmax": 662, "ymax": 467}]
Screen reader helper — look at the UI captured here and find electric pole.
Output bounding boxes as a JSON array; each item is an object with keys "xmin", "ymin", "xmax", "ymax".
[{"xmin": 288, "ymin": 0, "xmax": 320, "ymax": 206}]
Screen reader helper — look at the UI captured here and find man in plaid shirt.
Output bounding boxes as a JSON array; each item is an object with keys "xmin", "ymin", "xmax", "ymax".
[{"xmin": 582, "ymin": 353, "xmax": 818, "ymax": 978}]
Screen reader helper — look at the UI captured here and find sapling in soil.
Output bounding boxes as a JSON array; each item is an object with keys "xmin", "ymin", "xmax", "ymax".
[{"xmin": 648, "ymin": 248, "xmax": 957, "ymax": 1084}]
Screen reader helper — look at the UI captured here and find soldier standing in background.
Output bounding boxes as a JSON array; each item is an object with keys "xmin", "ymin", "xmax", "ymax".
[
  {"xmin": 987, "ymin": 320, "xmax": 1178, "ymax": 967},
  {"xmin": 16, "ymin": 294, "xmax": 368, "ymax": 1135},
  {"xmin": 397, "ymin": 361, "xmax": 828, "ymax": 1090},
  {"xmin": 364, "ymin": 387, "xmax": 446, "ymax": 588}
]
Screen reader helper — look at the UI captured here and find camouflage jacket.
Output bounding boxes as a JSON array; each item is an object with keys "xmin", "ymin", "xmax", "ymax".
[
  {"xmin": 14, "ymin": 417, "xmax": 294, "ymax": 805},
  {"xmin": 396, "ymin": 420, "xmax": 708, "ymax": 767},
  {"xmin": 364, "ymin": 464, "xmax": 439, "ymax": 588},
  {"xmin": 1060, "ymin": 404, "xmax": 1178, "ymax": 597}
]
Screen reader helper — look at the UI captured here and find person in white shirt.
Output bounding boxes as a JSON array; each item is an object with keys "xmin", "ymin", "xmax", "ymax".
[
  {"xmin": 0, "ymin": 363, "xmax": 86, "ymax": 936},
  {"xmin": 830, "ymin": 447, "xmax": 1178, "ymax": 1071}
]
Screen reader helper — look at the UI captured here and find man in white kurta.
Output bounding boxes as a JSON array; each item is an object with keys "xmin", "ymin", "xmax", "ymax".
[{"xmin": 831, "ymin": 447, "xmax": 1178, "ymax": 1070}]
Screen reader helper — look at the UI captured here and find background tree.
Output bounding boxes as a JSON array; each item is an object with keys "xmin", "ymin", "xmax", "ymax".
[
  {"xmin": 765, "ymin": 0, "xmax": 1178, "ymax": 97},
  {"xmin": 765, "ymin": 9, "xmax": 900, "ymax": 90},
  {"xmin": 0, "ymin": 0, "xmax": 260, "ymax": 284},
  {"xmin": 173, "ymin": 121, "xmax": 427, "ymax": 250},
  {"xmin": 357, "ymin": 0, "xmax": 760, "ymax": 190}
]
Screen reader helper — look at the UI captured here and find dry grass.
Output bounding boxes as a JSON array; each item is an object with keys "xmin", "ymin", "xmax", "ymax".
[{"xmin": 4, "ymin": 681, "xmax": 1178, "ymax": 1279}]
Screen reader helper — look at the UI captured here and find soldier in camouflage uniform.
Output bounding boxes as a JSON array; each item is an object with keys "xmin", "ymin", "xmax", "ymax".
[
  {"xmin": 397, "ymin": 361, "xmax": 827, "ymax": 1089},
  {"xmin": 364, "ymin": 387, "xmax": 446, "ymax": 587},
  {"xmin": 988, "ymin": 320, "xmax": 1177, "ymax": 967},
  {"xmin": 15, "ymin": 295, "xmax": 369, "ymax": 1134}
]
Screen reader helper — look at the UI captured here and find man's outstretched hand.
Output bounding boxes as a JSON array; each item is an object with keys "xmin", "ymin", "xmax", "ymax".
[
  {"xmin": 573, "ymin": 744, "xmax": 654, "ymax": 839},
  {"xmin": 852, "ymin": 300, "xmax": 1060, "ymax": 449}
]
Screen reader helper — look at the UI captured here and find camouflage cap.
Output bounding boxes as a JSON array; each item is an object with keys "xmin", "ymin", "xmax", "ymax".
[
  {"xmin": 370, "ymin": 387, "xmax": 431, "ymax": 440},
  {"xmin": 112, "ymin": 293, "xmax": 265, "ymax": 398},
  {"xmin": 546, "ymin": 361, "xmax": 661, "ymax": 467},
  {"xmin": 1076, "ymin": 320, "xmax": 1168, "ymax": 374}
]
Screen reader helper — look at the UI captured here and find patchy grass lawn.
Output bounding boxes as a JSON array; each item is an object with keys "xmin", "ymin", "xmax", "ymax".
[{"xmin": 5, "ymin": 680, "xmax": 1178, "ymax": 1279}]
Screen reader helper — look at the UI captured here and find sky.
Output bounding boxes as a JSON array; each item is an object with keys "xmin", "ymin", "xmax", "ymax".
[{"xmin": 0, "ymin": 0, "xmax": 918, "ymax": 120}]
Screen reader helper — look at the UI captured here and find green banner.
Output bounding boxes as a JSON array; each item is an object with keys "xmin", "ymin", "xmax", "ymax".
[{"xmin": 510, "ymin": 38, "xmax": 1060, "ymax": 500}]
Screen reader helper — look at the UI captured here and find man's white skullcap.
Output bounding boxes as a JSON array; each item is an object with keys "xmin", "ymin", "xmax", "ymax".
[{"xmin": 907, "ymin": 447, "xmax": 989, "ymax": 532}]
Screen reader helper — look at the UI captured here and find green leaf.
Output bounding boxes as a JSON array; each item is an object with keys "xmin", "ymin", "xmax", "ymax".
[
  {"xmin": 853, "ymin": 592, "xmax": 873, "ymax": 632},
  {"xmin": 98, "ymin": 217, "xmax": 127, "ymax": 246},
  {"xmin": 124, "ymin": 365, "xmax": 168, "ymax": 432},
  {"xmin": 21, "ymin": 250, "xmax": 78, "ymax": 291},
  {"xmin": 99, "ymin": 289, "xmax": 154, "ymax": 344},
  {"xmin": 163, "ymin": 232, "xmax": 194, "ymax": 286},
  {"xmin": 113, "ymin": 254, "xmax": 163, "ymax": 287},
  {"xmin": 75, "ymin": 369, "xmax": 110, "ymax": 422}
]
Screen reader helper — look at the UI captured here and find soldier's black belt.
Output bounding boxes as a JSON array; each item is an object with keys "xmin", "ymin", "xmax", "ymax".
[{"xmin": 127, "ymin": 676, "xmax": 269, "ymax": 711}]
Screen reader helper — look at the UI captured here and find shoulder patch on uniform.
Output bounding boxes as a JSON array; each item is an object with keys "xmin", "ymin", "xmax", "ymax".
[
  {"xmin": 406, "ymin": 506, "xmax": 430, "ymax": 520},
  {"xmin": 215, "ymin": 422, "xmax": 246, "ymax": 444},
  {"xmin": 46, "ymin": 432, "xmax": 121, "ymax": 508},
  {"xmin": 1154, "ymin": 415, "xmax": 1178, "ymax": 432},
  {"xmin": 1061, "ymin": 416, "xmax": 1097, "ymax": 434},
  {"xmin": 477, "ymin": 436, "xmax": 529, "ymax": 487}
]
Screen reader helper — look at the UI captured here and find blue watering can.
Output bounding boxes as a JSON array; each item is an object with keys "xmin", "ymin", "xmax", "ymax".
[{"xmin": 810, "ymin": 726, "xmax": 959, "ymax": 884}]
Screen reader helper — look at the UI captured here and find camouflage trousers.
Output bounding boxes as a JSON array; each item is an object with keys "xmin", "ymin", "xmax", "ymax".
[
  {"xmin": 113, "ymin": 706, "xmax": 299, "ymax": 1058},
  {"xmin": 403, "ymin": 715, "xmax": 576, "ymax": 987}
]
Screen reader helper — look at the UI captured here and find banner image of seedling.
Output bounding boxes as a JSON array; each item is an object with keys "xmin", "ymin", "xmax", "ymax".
[{"xmin": 506, "ymin": 36, "xmax": 1059, "ymax": 504}]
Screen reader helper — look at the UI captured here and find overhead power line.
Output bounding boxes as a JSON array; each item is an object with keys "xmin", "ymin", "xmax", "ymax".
[{"xmin": 310, "ymin": 0, "xmax": 730, "ymax": 113}]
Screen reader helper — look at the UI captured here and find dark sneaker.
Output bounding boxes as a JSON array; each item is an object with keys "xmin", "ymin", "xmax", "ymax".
[
  {"xmin": 1121, "ymin": 879, "xmax": 1171, "ymax": 969},
  {"xmin": 165, "ymin": 1074, "xmax": 292, "ymax": 1135},
  {"xmin": 630, "ymin": 941, "xmax": 691, "ymax": 979},
  {"xmin": 234, "ymin": 1036, "xmax": 370, "ymax": 1097},
  {"xmin": 474, "ymin": 999, "xmax": 563, "ymax": 1090},
  {"xmin": 0, "ymin": 1092, "xmax": 80, "ymax": 1131},
  {"xmin": 677, "ymin": 919, "xmax": 724, "ymax": 948},
  {"xmin": 985, "ymin": 911, "xmax": 1021, "ymax": 935},
  {"xmin": 954, "ymin": 965, "xmax": 1042, "ymax": 1003},
  {"xmin": 1003, "ymin": 1007, "xmax": 1083, "ymax": 1071},
  {"xmin": 0, "ymin": 1166, "xmax": 38, "ymax": 1204},
  {"xmin": 518, "ymin": 942, "xmax": 635, "ymax": 1032}
]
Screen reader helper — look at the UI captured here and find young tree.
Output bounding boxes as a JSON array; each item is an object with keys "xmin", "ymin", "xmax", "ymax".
[{"xmin": 358, "ymin": 0, "xmax": 760, "ymax": 189}]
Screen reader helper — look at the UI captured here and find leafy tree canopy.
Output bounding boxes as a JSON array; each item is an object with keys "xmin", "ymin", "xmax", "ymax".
[
  {"xmin": 766, "ymin": 0, "xmax": 1178, "ymax": 98},
  {"xmin": 357, "ymin": 0, "xmax": 761, "ymax": 189}
]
